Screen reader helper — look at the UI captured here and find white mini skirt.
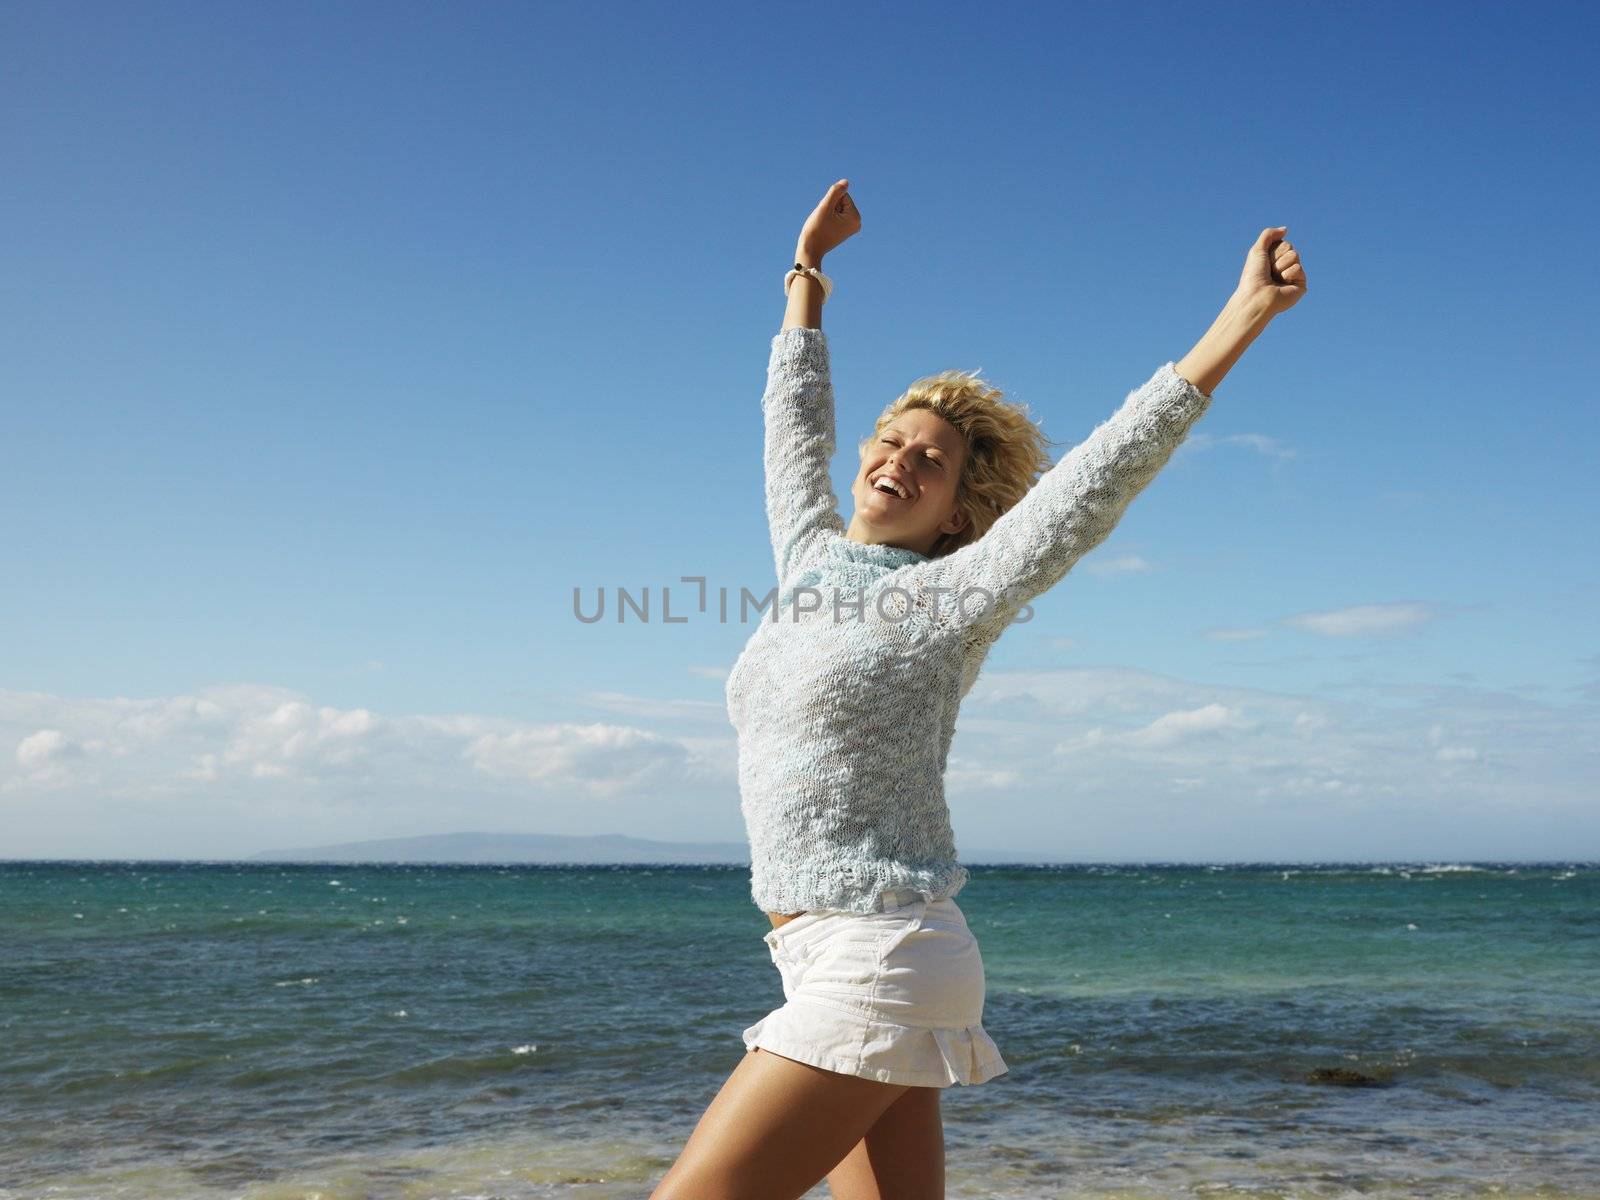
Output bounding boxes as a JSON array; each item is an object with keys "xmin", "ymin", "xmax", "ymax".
[{"xmin": 741, "ymin": 887, "xmax": 1009, "ymax": 1088}]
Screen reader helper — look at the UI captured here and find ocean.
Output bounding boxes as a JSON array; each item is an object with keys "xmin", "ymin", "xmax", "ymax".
[{"xmin": 1, "ymin": 861, "xmax": 1595, "ymax": 1198}]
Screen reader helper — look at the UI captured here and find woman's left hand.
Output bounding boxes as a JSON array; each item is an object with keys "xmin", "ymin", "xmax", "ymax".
[{"xmin": 1236, "ymin": 225, "xmax": 1307, "ymax": 317}]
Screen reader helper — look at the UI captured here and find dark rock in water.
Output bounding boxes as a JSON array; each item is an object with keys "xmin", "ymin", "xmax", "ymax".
[{"xmin": 1306, "ymin": 1066, "xmax": 1387, "ymax": 1087}]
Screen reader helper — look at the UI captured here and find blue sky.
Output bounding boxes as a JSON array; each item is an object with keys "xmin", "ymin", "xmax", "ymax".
[{"xmin": 3, "ymin": 0, "xmax": 1596, "ymax": 861}]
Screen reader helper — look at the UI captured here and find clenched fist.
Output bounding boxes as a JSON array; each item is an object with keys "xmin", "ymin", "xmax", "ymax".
[
  {"xmin": 796, "ymin": 179, "xmax": 862, "ymax": 263},
  {"xmin": 1237, "ymin": 225, "xmax": 1307, "ymax": 317}
]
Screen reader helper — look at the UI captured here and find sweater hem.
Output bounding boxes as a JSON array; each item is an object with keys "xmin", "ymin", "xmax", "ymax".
[{"xmin": 751, "ymin": 860, "xmax": 970, "ymax": 915}]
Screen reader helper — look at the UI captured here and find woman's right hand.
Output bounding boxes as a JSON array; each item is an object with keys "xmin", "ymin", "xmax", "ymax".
[{"xmin": 796, "ymin": 179, "xmax": 861, "ymax": 263}]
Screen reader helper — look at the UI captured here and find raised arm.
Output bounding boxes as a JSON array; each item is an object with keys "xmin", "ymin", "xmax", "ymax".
[
  {"xmin": 893, "ymin": 355, "xmax": 1218, "ymax": 635},
  {"xmin": 897, "ymin": 225, "xmax": 1307, "ymax": 638},
  {"xmin": 761, "ymin": 180, "xmax": 862, "ymax": 583},
  {"xmin": 762, "ymin": 326, "xmax": 844, "ymax": 582}
]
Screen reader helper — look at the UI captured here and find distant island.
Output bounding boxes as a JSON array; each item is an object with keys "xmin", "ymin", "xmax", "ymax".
[{"xmin": 248, "ymin": 831, "xmax": 1047, "ymax": 865}]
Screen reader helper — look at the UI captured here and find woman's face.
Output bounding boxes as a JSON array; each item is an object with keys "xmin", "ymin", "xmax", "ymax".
[{"xmin": 848, "ymin": 408, "xmax": 970, "ymax": 556}]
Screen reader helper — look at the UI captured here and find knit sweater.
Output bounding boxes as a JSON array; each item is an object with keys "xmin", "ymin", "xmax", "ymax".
[{"xmin": 726, "ymin": 326, "xmax": 1213, "ymax": 915}]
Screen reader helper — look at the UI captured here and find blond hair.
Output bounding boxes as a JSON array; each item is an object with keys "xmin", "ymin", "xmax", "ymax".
[{"xmin": 859, "ymin": 367, "xmax": 1056, "ymax": 560}]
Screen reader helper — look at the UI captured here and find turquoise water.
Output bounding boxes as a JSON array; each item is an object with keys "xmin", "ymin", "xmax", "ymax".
[{"xmin": 1, "ymin": 861, "xmax": 1596, "ymax": 1199}]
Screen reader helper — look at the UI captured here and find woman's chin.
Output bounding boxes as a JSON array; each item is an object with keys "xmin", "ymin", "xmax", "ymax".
[
  {"xmin": 862, "ymin": 494, "xmax": 915, "ymax": 520},
  {"xmin": 859, "ymin": 514, "xmax": 920, "ymax": 541}
]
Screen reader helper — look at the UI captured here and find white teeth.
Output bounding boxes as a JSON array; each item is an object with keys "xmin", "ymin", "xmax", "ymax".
[{"xmin": 873, "ymin": 475, "xmax": 909, "ymax": 499}]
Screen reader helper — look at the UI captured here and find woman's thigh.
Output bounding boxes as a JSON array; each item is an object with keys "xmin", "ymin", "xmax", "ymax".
[
  {"xmin": 826, "ymin": 1084, "xmax": 943, "ymax": 1200},
  {"xmin": 650, "ymin": 1046, "xmax": 913, "ymax": 1200}
]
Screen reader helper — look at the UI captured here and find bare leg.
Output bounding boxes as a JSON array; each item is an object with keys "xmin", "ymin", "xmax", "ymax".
[
  {"xmin": 826, "ymin": 1084, "xmax": 944, "ymax": 1200},
  {"xmin": 650, "ymin": 1047, "xmax": 913, "ymax": 1200}
]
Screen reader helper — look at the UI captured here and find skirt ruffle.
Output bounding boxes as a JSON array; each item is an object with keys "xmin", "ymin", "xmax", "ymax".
[{"xmin": 742, "ymin": 995, "xmax": 1009, "ymax": 1089}]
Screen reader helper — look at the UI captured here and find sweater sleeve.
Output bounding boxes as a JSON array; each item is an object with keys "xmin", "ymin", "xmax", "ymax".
[
  {"xmin": 896, "ymin": 361, "xmax": 1214, "ymax": 636},
  {"xmin": 763, "ymin": 326, "xmax": 845, "ymax": 584}
]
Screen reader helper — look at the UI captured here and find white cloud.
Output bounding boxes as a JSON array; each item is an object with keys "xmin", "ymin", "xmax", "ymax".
[
  {"xmin": 1282, "ymin": 602, "xmax": 1435, "ymax": 638},
  {"xmin": 225, "ymin": 701, "xmax": 380, "ymax": 779},
  {"xmin": 573, "ymin": 690, "xmax": 727, "ymax": 721},
  {"xmin": 945, "ymin": 663, "xmax": 1598, "ymax": 857},
  {"xmin": 15, "ymin": 729, "xmax": 83, "ymax": 787},
  {"xmin": 1180, "ymin": 431, "xmax": 1297, "ymax": 461},
  {"xmin": 1294, "ymin": 710, "xmax": 1329, "ymax": 734},
  {"xmin": 2, "ymin": 652, "xmax": 1595, "ymax": 859},
  {"xmin": 0, "ymin": 684, "xmax": 735, "ymax": 833},
  {"xmin": 1082, "ymin": 554, "xmax": 1153, "ymax": 577},
  {"xmin": 944, "ymin": 753, "xmax": 1021, "ymax": 791},
  {"xmin": 463, "ymin": 722, "xmax": 689, "ymax": 798},
  {"xmin": 1125, "ymin": 702, "xmax": 1257, "ymax": 747}
]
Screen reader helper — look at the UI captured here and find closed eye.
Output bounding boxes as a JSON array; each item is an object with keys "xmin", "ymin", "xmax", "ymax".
[{"xmin": 881, "ymin": 436, "xmax": 944, "ymax": 469}]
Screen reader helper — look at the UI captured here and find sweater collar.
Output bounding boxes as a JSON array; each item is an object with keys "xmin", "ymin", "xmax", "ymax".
[
  {"xmin": 781, "ymin": 534, "xmax": 928, "ymax": 614},
  {"xmin": 826, "ymin": 533, "xmax": 928, "ymax": 572}
]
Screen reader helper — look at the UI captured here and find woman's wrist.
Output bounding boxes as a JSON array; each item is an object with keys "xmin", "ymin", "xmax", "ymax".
[
  {"xmin": 782, "ymin": 250, "xmax": 828, "ymax": 332},
  {"xmin": 1174, "ymin": 292, "xmax": 1275, "ymax": 397},
  {"xmin": 1225, "ymin": 288, "xmax": 1276, "ymax": 331}
]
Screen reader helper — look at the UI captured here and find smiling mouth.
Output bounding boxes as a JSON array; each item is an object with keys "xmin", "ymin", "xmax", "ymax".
[{"xmin": 870, "ymin": 474, "xmax": 912, "ymax": 500}]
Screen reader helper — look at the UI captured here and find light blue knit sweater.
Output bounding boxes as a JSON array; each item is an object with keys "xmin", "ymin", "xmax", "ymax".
[{"xmin": 726, "ymin": 326, "xmax": 1213, "ymax": 915}]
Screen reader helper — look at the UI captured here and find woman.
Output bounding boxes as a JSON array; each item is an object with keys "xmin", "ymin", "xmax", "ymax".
[{"xmin": 652, "ymin": 180, "xmax": 1307, "ymax": 1199}]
